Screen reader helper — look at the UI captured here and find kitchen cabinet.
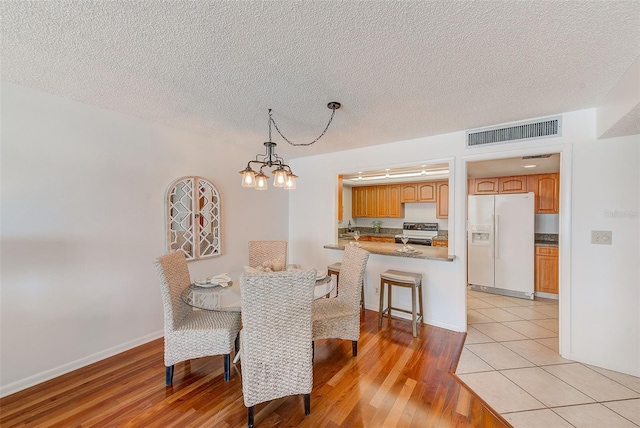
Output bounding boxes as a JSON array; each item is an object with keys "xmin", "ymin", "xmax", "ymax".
[
  {"xmin": 352, "ymin": 184, "xmax": 404, "ymax": 218},
  {"xmin": 498, "ymin": 175, "xmax": 527, "ymax": 194},
  {"xmin": 528, "ymin": 173, "xmax": 559, "ymax": 214},
  {"xmin": 400, "ymin": 182, "xmax": 437, "ymax": 202},
  {"xmin": 469, "ymin": 177, "xmax": 499, "ymax": 194},
  {"xmin": 337, "ymin": 175, "xmax": 343, "ymax": 221},
  {"xmin": 417, "ymin": 182, "xmax": 437, "ymax": 202},
  {"xmin": 432, "ymin": 238, "xmax": 448, "ymax": 247},
  {"xmin": 359, "ymin": 235, "xmax": 395, "ymax": 243},
  {"xmin": 436, "ymin": 181, "xmax": 448, "ymax": 218},
  {"xmin": 365, "ymin": 186, "xmax": 377, "ymax": 217},
  {"xmin": 400, "ymin": 183, "xmax": 418, "ymax": 202},
  {"xmin": 535, "ymin": 246, "xmax": 558, "ymax": 294},
  {"xmin": 387, "ymin": 185, "xmax": 404, "ymax": 218},
  {"xmin": 376, "ymin": 186, "xmax": 389, "ymax": 217},
  {"xmin": 352, "ymin": 186, "xmax": 366, "ymax": 218}
]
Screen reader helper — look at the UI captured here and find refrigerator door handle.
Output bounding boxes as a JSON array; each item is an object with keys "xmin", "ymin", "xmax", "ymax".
[
  {"xmin": 494, "ymin": 214, "xmax": 499, "ymax": 259},
  {"xmin": 490, "ymin": 215, "xmax": 495, "ymax": 258}
]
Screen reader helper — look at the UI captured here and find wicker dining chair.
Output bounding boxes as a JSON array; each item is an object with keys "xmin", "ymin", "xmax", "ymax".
[
  {"xmin": 248, "ymin": 240, "xmax": 287, "ymax": 268},
  {"xmin": 312, "ymin": 246, "xmax": 370, "ymax": 357},
  {"xmin": 240, "ymin": 269, "xmax": 316, "ymax": 428},
  {"xmin": 154, "ymin": 252, "xmax": 241, "ymax": 385}
]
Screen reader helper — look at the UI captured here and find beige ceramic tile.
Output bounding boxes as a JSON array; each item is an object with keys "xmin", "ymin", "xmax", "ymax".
[
  {"xmin": 467, "ymin": 289, "xmax": 488, "ymax": 298},
  {"xmin": 528, "ymin": 304, "xmax": 559, "ymax": 318},
  {"xmin": 530, "ymin": 318, "xmax": 559, "ymax": 333},
  {"xmin": 501, "ymin": 320, "xmax": 557, "ymax": 339},
  {"xmin": 543, "ymin": 363, "xmax": 640, "ymax": 402},
  {"xmin": 476, "ymin": 295, "xmax": 523, "ymax": 308},
  {"xmin": 455, "ymin": 348, "xmax": 494, "ymax": 374},
  {"xmin": 466, "ymin": 309, "xmax": 495, "ymax": 324},
  {"xmin": 535, "ymin": 337, "xmax": 559, "ymax": 352},
  {"xmin": 464, "ymin": 326, "xmax": 495, "ymax": 344},
  {"xmin": 503, "ymin": 306, "xmax": 551, "ymax": 320},
  {"xmin": 457, "ymin": 371, "xmax": 545, "ymax": 414},
  {"xmin": 467, "ymin": 297, "xmax": 496, "ymax": 309},
  {"xmin": 501, "ymin": 367, "xmax": 594, "ymax": 407},
  {"xmin": 473, "ymin": 322, "xmax": 528, "ymax": 342},
  {"xmin": 604, "ymin": 399, "xmax": 640, "ymax": 426},
  {"xmin": 553, "ymin": 403, "xmax": 638, "ymax": 428},
  {"xmin": 503, "ymin": 408, "xmax": 574, "ymax": 428},
  {"xmin": 502, "ymin": 340, "xmax": 569, "ymax": 366},
  {"xmin": 466, "ymin": 343, "xmax": 535, "ymax": 370},
  {"xmin": 587, "ymin": 365, "xmax": 640, "ymax": 394},
  {"xmin": 475, "ymin": 307, "xmax": 524, "ymax": 322}
]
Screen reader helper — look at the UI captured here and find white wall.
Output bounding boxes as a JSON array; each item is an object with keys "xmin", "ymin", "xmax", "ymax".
[
  {"xmin": 0, "ymin": 83, "xmax": 289, "ymax": 396},
  {"xmin": 289, "ymin": 109, "xmax": 640, "ymax": 377},
  {"xmin": 569, "ymin": 135, "xmax": 639, "ymax": 375}
]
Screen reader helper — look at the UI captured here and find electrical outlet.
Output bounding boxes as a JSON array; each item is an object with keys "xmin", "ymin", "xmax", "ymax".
[
  {"xmin": 591, "ymin": 230, "xmax": 612, "ymax": 245},
  {"xmin": 375, "ymin": 285, "xmax": 380, "ymax": 295}
]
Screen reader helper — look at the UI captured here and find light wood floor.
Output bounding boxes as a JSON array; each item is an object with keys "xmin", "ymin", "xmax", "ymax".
[{"xmin": 0, "ymin": 310, "xmax": 511, "ymax": 427}]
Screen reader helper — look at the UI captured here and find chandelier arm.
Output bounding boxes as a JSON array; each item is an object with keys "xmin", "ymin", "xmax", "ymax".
[{"xmin": 270, "ymin": 106, "xmax": 337, "ymax": 147}]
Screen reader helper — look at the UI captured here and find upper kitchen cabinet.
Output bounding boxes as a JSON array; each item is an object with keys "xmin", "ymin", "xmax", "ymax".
[
  {"xmin": 400, "ymin": 182, "xmax": 436, "ymax": 202},
  {"xmin": 498, "ymin": 175, "xmax": 527, "ymax": 193},
  {"xmin": 400, "ymin": 183, "xmax": 417, "ymax": 202},
  {"xmin": 352, "ymin": 186, "xmax": 366, "ymax": 217},
  {"xmin": 469, "ymin": 177, "xmax": 499, "ymax": 194},
  {"xmin": 436, "ymin": 181, "xmax": 448, "ymax": 218},
  {"xmin": 528, "ymin": 173, "xmax": 559, "ymax": 214},
  {"xmin": 351, "ymin": 184, "xmax": 404, "ymax": 218}
]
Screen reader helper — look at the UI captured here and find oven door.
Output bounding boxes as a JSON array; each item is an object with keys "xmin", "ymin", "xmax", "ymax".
[{"xmin": 407, "ymin": 237, "xmax": 432, "ymax": 246}]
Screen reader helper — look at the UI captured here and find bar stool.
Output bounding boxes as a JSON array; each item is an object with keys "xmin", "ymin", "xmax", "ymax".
[
  {"xmin": 327, "ymin": 262, "xmax": 365, "ymax": 311},
  {"xmin": 378, "ymin": 270, "xmax": 423, "ymax": 337}
]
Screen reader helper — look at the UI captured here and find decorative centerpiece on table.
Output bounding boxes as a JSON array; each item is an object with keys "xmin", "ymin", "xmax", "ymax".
[{"xmin": 372, "ymin": 220, "xmax": 382, "ymax": 233}]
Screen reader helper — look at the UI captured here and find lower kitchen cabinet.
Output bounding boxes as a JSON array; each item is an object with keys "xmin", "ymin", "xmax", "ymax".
[{"xmin": 535, "ymin": 246, "xmax": 558, "ymax": 294}]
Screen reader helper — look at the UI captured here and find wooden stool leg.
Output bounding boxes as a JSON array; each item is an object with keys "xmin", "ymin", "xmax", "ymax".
[
  {"xmin": 418, "ymin": 281, "xmax": 424, "ymax": 325},
  {"xmin": 378, "ymin": 279, "xmax": 385, "ymax": 327},
  {"xmin": 411, "ymin": 283, "xmax": 418, "ymax": 337}
]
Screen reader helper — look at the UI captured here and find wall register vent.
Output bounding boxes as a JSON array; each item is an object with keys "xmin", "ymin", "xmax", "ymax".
[{"xmin": 466, "ymin": 116, "xmax": 562, "ymax": 148}]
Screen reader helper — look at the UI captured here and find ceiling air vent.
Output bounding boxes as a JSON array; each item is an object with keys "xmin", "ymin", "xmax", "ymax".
[{"xmin": 466, "ymin": 116, "xmax": 562, "ymax": 148}]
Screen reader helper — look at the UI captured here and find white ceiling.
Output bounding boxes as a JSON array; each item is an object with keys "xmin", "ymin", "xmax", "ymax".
[{"xmin": 2, "ymin": 1, "xmax": 639, "ymax": 160}]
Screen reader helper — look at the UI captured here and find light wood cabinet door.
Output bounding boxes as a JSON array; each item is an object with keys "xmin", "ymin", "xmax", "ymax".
[
  {"xmin": 401, "ymin": 183, "xmax": 418, "ymax": 202},
  {"xmin": 432, "ymin": 239, "xmax": 448, "ymax": 247},
  {"xmin": 387, "ymin": 185, "xmax": 404, "ymax": 218},
  {"xmin": 436, "ymin": 181, "xmax": 449, "ymax": 218},
  {"xmin": 535, "ymin": 246, "xmax": 558, "ymax": 294},
  {"xmin": 376, "ymin": 186, "xmax": 389, "ymax": 217},
  {"xmin": 370, "ymin": 236, "xmax": 395, "ymax": 243},
  {"xmin": 528, "ymin": 173, "xmax": 559, "ymax": 214},
  {"xmin": 337, "ymin": 175, "xmax": 343, "ymax": 221},
  {"xmin": 365, "ymin": 186, "xmax": 377, "ymax": 217},
  {"xmin": 498, "ymin": 175, "xmax": 527, "ymax": 193},
  {"xmin": 352, "ymin": 187, "xmax": 366, "ymax": 218},
  {"xmin": 417, "ymin": 182, "xmax": 437, "ymax": 202},
  {"xmin": 470, "ymin": 177, "xmax": 499, "ymax": 194}
]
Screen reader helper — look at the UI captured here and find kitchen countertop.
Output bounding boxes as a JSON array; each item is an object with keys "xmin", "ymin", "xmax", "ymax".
[{"xmin": 324, "ymin": 239, "xmax": 455, "ymax": 262}]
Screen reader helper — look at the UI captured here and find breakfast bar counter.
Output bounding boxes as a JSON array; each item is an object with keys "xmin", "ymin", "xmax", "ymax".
[{"xmin": 324, "ymin": 239, "xmax": 455, "ymax": 262}]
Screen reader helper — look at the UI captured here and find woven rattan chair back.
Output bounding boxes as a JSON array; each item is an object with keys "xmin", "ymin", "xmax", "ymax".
[
  {"xmin": 154, "ymin": 251, "xmax": 193, "ymax": 330},
  {"xmin": 248, "ymin": 240, "xmax": 287, "ymax": 268},
  {"xmin": 240, "ymin": 269, "xmax": 316, "ymax": 415},
  {"xmin": 335, "ymin": 245, "xmax": 370, "ymax": 309}
]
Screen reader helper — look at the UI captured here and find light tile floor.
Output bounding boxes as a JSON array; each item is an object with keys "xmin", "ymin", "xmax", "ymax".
[{"xmin": 457, "ymin": 289, "xmax": 640, "ymax": 428}]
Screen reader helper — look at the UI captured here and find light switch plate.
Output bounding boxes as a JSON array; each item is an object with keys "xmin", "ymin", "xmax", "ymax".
[{"xmin": 591, "ymin": 230, "xmax": 612, "ymax": 245}]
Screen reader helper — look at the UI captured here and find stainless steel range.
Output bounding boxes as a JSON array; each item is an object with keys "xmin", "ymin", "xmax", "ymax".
[{"xmin": 395, "ymin": 222, "xmax": 439, "ymax": 246}]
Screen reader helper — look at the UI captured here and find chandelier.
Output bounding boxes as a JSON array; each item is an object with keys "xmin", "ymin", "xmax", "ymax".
[{"xmin": 239, "ymin": 102, "xmax": 341, "ymax": 190}]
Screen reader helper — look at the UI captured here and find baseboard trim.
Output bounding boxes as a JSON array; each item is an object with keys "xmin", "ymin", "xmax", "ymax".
[{"xmin": 0, "ymin": 330, "xmax": 163, "ymax": 398}]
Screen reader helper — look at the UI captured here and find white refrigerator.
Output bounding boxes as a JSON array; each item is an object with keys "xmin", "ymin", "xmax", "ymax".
[{"xmin": 468, "ymin": 193, "xmax": 535, "ymax": 299}]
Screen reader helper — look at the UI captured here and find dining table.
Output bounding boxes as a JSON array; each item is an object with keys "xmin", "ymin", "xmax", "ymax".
[
  {"xmin": 181, "ymin": 270, "xmax": 334, "ymax": 363},
  {"xmin": 180, "ymin": 270, "xmax": 334, "ymax": 313}
]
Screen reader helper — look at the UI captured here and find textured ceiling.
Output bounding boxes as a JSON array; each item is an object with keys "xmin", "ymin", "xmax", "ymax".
[{"xmin": 2, "ymin": 1, "xmax": 639, "ymax": 159}]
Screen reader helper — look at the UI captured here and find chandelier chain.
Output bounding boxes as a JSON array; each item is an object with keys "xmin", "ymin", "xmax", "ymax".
[{"xmin": 268, "ymin": 107, "xmax": 337, "ymax": 147}]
